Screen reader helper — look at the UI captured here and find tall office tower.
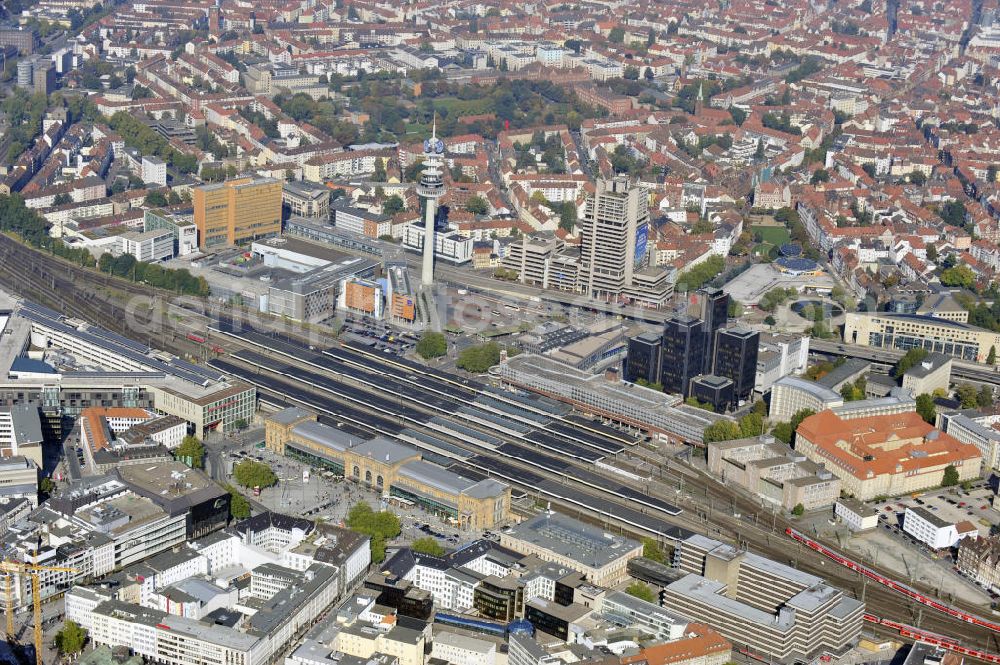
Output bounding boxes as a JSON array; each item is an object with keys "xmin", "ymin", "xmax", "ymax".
[
  {"xmin": 624, "ymin": 332, "xmax": 662, "ymax": 385},
  {"xmin": 713, "ymin": 327, "xmax": 760, "ymax": 404},
  {"xmin": 578, "ymin": 176, "xmax": 649, "ymax": 301},
  {"xmin": 694, "ymin": 286, "xmax": 730, "ymax": 374},
  {"xmin": 192, "ymin": 176, "xmax": 283, "ymax": 250},
  {"xmin": 418, "ymin": 121, "xmax": 445, "ymax": 286},
  {"xmin": 660, "ymin": 314, "xmax": 705, "ymax": 397}
]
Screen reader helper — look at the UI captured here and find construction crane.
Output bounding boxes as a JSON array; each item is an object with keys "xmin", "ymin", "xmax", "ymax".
[{"xmin": 1, "ymin": 561, "xmax": 78, "ymax": 665}]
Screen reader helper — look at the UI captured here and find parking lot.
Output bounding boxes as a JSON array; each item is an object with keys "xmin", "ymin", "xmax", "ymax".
[
  {"xmin": 816, "ymin": 482, "xmax": 1000, "ymax": 606},
  {"xmin": 872, "ymin": 482, "xmax": 998, "ymax": 538},
  {"xmin": 340, "ymin": 314, "xmax": 419, "ymax": 354}
]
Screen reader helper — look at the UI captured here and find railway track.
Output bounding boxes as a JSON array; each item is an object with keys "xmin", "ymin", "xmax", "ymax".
[
  {"xmin": 204, "ymin": 319, "xmax": 1000, "ymax": 657},
  {"xmin": 0, "ymin": 236, "xmax": 998, "ymax": 657}
]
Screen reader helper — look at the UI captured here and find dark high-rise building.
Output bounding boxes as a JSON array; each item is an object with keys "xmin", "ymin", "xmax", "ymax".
[
  {"xmin": 624, "ymin": 332, "xmax": 662, "ymax": 385},
  {"xmin": 713, "ymin": 327, "xmax": 760, "ymax": 404},
  {"xmin": 690, "ymin": 375, "xmax": 734, "ymax": 412},
  {"xmin": 661, "ymin": 314, "xmax": 705, "ymax": 397},
  {"xmin": 696, "ymin": 287, "xmax": 730, "ymax": 374}
]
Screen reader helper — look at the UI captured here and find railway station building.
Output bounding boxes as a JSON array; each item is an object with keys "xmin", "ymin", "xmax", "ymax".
[{"xmin": 265, "ymin": 408, "xmax": 511, "ymax": 530}]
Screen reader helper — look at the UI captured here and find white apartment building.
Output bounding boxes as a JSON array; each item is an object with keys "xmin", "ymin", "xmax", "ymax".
[
  {"xmin": 431, "ymin": 631, "xmax": 497, "ymax": 665},
  {"xmin": 755, "ymin": 334, "xmax": 811, "ymax": 394},
  {"xmin": 0, "ymin": 405, "xmax": 44, "ymax": 469},
  {"xmin": 120, "ymin": 228, "xmax": 175, "ymax": 262},
  {"xmin": 142, "ymin": 156, "xmax": 167, "ymax": 187},
  {"xmin": 403, "ymin": 558, "xmax": 477, "ymax": 611},
  {"xmin": 834, "ymin": 498, "xmax": 880, "ymax": 532},
  {"xmin": 402, "ymin": 224, "xmax": 473, "ymax": 264},
  {"xmin": 941, "ymin": 411, "xmax": 1000, "ymax": 471},
  {"xmin": 903, "ymin": 506, "xmax": 978, "ymax": 550}
]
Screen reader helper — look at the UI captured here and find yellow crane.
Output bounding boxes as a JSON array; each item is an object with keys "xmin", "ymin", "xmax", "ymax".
[{"xmin": 1, "ymin": 561, "xmax": 78, "ymax": 665}]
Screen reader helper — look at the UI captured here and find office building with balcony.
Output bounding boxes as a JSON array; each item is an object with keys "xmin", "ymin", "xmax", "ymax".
[
  {"xmin": 844, "ymin": 312, "xmax": 1000, "ymax": 364},
  {"xmin": 667, "ymin": 535, "xmax": 864, "ymax": 663}
]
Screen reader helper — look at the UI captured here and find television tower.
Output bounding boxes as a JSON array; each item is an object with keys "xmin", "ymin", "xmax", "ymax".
[{"xmin": 418, "ymin": 118, "xmax": 445, "ymax": 286}]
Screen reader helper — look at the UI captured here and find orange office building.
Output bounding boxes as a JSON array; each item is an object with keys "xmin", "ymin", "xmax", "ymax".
[{"xmin": 192, "ymin": 176, "xmax": 283, "ymax": 249}]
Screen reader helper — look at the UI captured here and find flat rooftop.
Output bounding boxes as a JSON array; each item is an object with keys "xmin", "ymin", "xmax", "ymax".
[
  {"xmin": 118, "ymin": 461, "xmax": 224, "ymax": 499},
  {"xmin": 503, "ymin": 511, "xmax": 639, "ymax": 570}
]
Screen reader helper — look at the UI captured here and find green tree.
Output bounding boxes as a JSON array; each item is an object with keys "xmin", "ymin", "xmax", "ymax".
[
  {"xmin": 810, "ymin": 169, "xmax": 830, "ymax": 185},
  {"xmin": 940, "ymin": 265, "xmax": 975, "ymax": 289},
  {"xmin": 411, "ymin": 536, "xmax": 446, "ymax": 556},
  {"xmin": 989, "ymin": 345, "xmax": 997, "ymax": 366},
  {"xmin": 916, "ymin": 393, "xmax": 937, "ymax": 425},
  {"xmin": 978, "ymin": 385, "xmax": 994, "ymax": 408},
  {"xmin": 373, "ymin": 158, "xmax": 387, "ymax": 182},
  {"xmin": 624, "ymin": 65, "xmax": 640, "ymax": 80},
  {"xmin": 738, "ymin": 412, "xmax": 764, "ymax": 437},
  {"xmin": 791, "ymin": 503, "xmax": 805, "ymax": 517},
  {"xmin": 772, "ymin": 408, "xmax": 815, "ymax": 445},
  {"xmin": 840, "ymin": 376, "xmax": 866, "ymax": 402},
  {"xmin": 382, "ymin": 194, "xmax": 405, "ymax": 215},
  {"xmin": 175, "ymin": 435, "xmax": 205, "ymax": 469},
  {"xmin": 53, "ymin": 193, "xmax": 72, "ymax": 206},
  {"xmin": 55, "ymin": 621, "xmax": 87, "ymax": 654},
  {"xmin": 676, "ymin": 255, "xmax": 725, "ymax": 291},
  {"xmin": 233, "ymin": 460, "xmax": 278, "ymax": 489},
  {"xmin": 416, "ymin": 332, "xmax": 447, "ymax": 359},
  {"xmin": 957, "ymin": 384, "xmax": 980, "ymax": 409},
  {"xmin": 608, "ymin": 27, "xmax": 625, "ymax": 43},
  {"xmin": 225, "ymin": 484, "xmax": 251, "ymax": 519},
  {"xmin": 346, "ymin": 502, "xmax": 401, "ymax": 564},
  {"xmin": 703, "ymin": 420, "xmax": 743, "ymax": 443},
  {"xmin": 941, "ymin": 464, "xmax": 960, "ymax": 487},
  {"xmin": 465, "ymin": 195, "xmax": 489, "ymax": 215},
  {"xmin": 642, "ymin": 537, "xmax": 668, "ymax": 564},
  {"xmin": 894, "ymin": 348, "xmax": 929, "ymax": 377},
  {"xmin": 625, "ymin": 581, "xmax": 656, "ymax": 603},
  {"xmin": 559, "ymin": 203, "xmax": 577, "ymax": 232},
  {"xmin": 40, "ymin": 477, "xmax": 55, "ymax": 494},
  {"xmin": 456, "ymin": 342, "xmax": 502, "ymax": 373}
]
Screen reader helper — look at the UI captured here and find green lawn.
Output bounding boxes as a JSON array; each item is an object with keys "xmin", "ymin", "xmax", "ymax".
[
  {"xmin": 432, "ymin": 97, "xmax": 494, "ymax": 116},
  {"xmin": 751, "ymin": 225, "xmax": 791, "ymax": 246}
]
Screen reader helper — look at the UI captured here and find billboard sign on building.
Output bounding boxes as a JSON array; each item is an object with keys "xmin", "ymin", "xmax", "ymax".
[{"xmin": 634, "ymin": 223, "xmax": 648, "ymax": 267}]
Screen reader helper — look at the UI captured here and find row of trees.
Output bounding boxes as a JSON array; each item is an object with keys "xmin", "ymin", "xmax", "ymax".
[
  {"xmin": 97, "ymin": 253, "xmax": 210, "ymax": 297},
  {"xmin": 758, "ymin": 287, "xmax": 797, "ymax": 312},
  {"xmin": 1, "ymin": 89, "xmax": 47, "ymax": 165},
  {"xmin": 703, "ymin": 408, "xmax": 765, "ymax": 443},
  {"xmin": 676, "ymin": 255, "xmax": 725, "ymax": 292}
]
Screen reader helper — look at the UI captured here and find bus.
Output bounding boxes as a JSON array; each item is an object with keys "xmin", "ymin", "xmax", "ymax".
[{"xmin": 504, "ymin": 304, "xmax": 520, "ymax": 312}]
